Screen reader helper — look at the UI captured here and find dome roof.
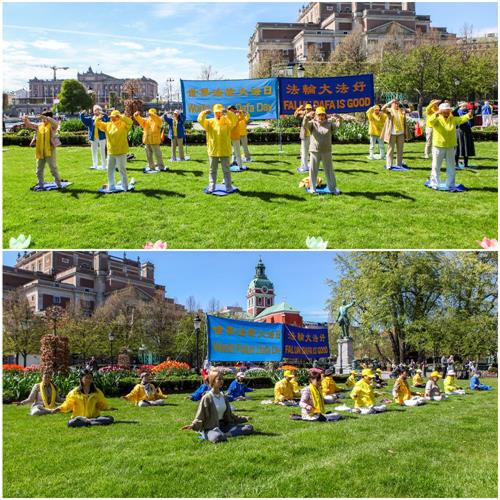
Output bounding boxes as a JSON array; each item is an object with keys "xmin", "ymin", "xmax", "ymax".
[{"xmin": 248, "ymin": 258, "xmax": 274, "ymax": 291}]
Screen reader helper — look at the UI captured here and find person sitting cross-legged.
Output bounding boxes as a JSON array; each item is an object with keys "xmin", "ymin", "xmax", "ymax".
[
  {"xmin": 444, "ymin": 371, "xmax": 466, "ymax": 395},
  {"xmin": 469, "ymin": 371, "xmax": 493, "ymax": 391},
  {"xmin": 412, "ymin": 368, "xmax": 426, "ymax": 388},
  {"xmin": 17, "ymin": 371, "xmax": 64, "ymax": 415},
  {"xmin": 374, "ymin": 368, "xmax": 386, "ymax": 388},
  {"xmin": 274, "ymin": 370, "xmax": 300, "ymax": 405},
  {"xmin": 50, "ymin": 369, "xmax": 117, "ymax": 427},
  {"xmin": 123, "ymin": 371, "xmax": 167, "ymax": 406},
  {"xmin": 321, "ymin": 368, "xmax": 341, "ymax": 403},
  {"xmin": 345, "ymin": 370, "xmax": 358, "ymax": 388},
  {"xmin": 393, "ymin": 368, "xmax": 426, "ymax": 406},
  {"xmin": 180, "ymin": 369, "xmax": 253, "ymax": 444},
  {"xmin": 299, "ymin": 369, "xmax": 342, "ymax": 421},
  {"xmin": 350, "ymin": 369, "xmax": 387, "ymax": 414},
  {"xmin": 424, "ymin": 371, "xmax": 446, "ymax": 401},
  {"xmin": 227, "ymin": 371, "xmax": 254, "ymax": 401}
]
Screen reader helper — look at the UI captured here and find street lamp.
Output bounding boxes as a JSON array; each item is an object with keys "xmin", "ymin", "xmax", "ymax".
[
  {"xmin": 193, "ymin": 314, "xmax": 202, "ymax": 373},
  {"xmin": 108, "ymin": 331, "xmax": 115, "ymax": 367}
]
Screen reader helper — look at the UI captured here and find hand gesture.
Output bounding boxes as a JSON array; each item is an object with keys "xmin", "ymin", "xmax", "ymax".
[
  {"xmin": 180, "ymin": 424, "xmax": 193, "ymax": 430},
  {"xmin": 201, "ymin": 109, "xmax": 210, "ymax": 116}
]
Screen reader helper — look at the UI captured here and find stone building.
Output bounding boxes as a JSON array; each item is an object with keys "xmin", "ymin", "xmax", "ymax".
[
  {"xmin": 3, "ymin": 251, "xmax": 185, "ymax": 316},
  {"xmin": 28, "ymin": 67, "xmax": 158, "ymax": 106},
  {"xmin": 248, "ymin": 2, "xmax": 456, "ymax": 76}
]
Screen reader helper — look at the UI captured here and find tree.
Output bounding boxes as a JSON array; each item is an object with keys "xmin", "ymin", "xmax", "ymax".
[
  {"xmin": 108, "ymin": 91, "xmax": 120, "ymax": 109},
  {"xmin": 3, "ymin": 290, "xmax": 45, "ymax": 366},
  {"xmin": 252, "ymin": 49, "xmax": 287, "ymax": 78},
  {"xmin": 207, "ymin": 298, "xmax": 221, "ymax": 313},
  {"xmin": 329, "ymin": 30, "xmax": 369, "ymax": 76},
  {"xmin": 122, "ymin": 79, "xmax": 142, "ymax": 100},
  {"xmin": 185, "ymin": 296, "xmax": 199, "ymax": 313},
  {"xmin": 198, "ymin": 65, "xmax": 224, "ymax": 80},
  {"xmin": 327, "ymin": 252, "xmax": 497, "ymax": 364},
  {"xmin": 58, "ymin": 79, "xmax": 92, "ymax": 114}
]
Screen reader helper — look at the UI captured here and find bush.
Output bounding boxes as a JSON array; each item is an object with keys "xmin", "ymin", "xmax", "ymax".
[
  {"xmin": 59, "ymin": 118, "xmax": 86, "ymax": 133},
  {"xmin": 16, "ymin": 128, "xmax": 33, "ymax": 137},
  {"xmin": 128, "ymin": 126, "xmax": 144, "ymax": 147},
  {"xmin": 183, "ymin": 121, "xmax": 193, "ymax": 130},
  {"xmin": 3, "ymin": 390, "xmax": 15, "ymax": 404}
]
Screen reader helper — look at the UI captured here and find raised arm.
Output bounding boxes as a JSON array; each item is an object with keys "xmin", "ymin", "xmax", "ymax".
[
  {"xmin": 133, "ymin": 111, "xmax": 146, "ymax": 127},
  {"xmin": 197, "ymin": 109, "xmax": 210, "ymax": 130},
  {"xmin": 22, "ymin": 116, "xmax": 38, "ymax": 130},
  {"xmin": 120, "ymin": 114, "xmax": 133, "ymax": 130}
]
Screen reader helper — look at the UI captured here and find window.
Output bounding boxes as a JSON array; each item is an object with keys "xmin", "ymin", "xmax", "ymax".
[
  {"xmin": 62, "ymin": 258, "xmax": 70, "ymax": 264},
  {"xmin": 326, "ymin": 5, "xmax": 334, "ymax": 11},
  {"xmin": 53, "ymin": 296, "xmax": 61, "ymax": 304}
]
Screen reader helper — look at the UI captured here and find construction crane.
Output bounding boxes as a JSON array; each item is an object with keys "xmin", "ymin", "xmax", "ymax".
[{"xmin": 37, "ymin": 65, "xmax": 69, "ymax": 81}]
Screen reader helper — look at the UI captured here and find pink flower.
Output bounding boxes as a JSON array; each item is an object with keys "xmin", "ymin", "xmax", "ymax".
[
  {"xmin": 143, "ymin": 240, "xmax": 168, "ymax": 249},
  {"xmin": 477, "ymin": 237, "xmax": 498, "ymax": 251}
]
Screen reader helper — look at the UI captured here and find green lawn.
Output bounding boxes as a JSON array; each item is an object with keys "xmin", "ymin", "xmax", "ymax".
[
  {"xmin": 2, "ymin": 142, "xmax": 497, "ymax": 249},
  {"xmin": 3, "ymin": 379, "xmax": 498, "ymax": 498}
]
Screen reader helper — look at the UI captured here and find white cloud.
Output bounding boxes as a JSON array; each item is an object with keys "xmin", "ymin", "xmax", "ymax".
[
  {"xmin": 31, "ymin": 39, "xmax": 70, "ymax": 50},
  {"xmin": 112, "ymin": 41, "xmax": 144, "ymax": 50}
]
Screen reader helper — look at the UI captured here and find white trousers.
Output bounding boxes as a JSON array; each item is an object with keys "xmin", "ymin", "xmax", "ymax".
[
  {"xmin": 232, "ymin": 139, "xmax": 242, "ymax": 167},
  {"xmin": 30, "ymin": 405, "xmax": 52, "ymax": 416},
  {"xmin": 301, "ymin": 136, "xmax": 310, "ymax": 167},
  {"xmin": 107, "ymin": 154, "xmax": 128, "ymax": 190},
  {"xmin": 369, "ymin": 135, "xmax": 385, "ymax": 158},
  {"xmin": 446, "ymin": 389, "xmax": 466, "ymax": 396},
  {"xmin": 323, "ymin": 395, "xmax": 336, "ymax": 404},
  {"xmin": 430, "ymin": 146, "xmax": 456, "ymax": 189},
  {"xmin": 138, "ymin": 399, "xmax": 165, "ymax": 407},
  {"xmin": 403, "ymin": 396, "xmax": 426, "ymax": 407},
  {"xmin": 240, "ymin": 135, "xmax": 251, "ymax": 160},
  {"xmin": 90, "ymin": 138, "xmax": 107, "ymax": 168},
  {"xmin": 424, "ymin": 127, "xmax": 433, "ymax": 158},
  {"xmin": 482, "ymin": 114, "xmax": 492, "ymax": 127},
  {"xmin": 309, "ymin": 150, "xmax": 336, "ymax": 192},
  {"xmin": 359, "ymin": 404, "xmax": 387, "ymax": 414}
]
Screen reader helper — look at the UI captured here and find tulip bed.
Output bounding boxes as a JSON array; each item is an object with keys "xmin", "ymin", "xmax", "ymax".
[
  {"xmin": 3, "ymin": 142, "xmax": 497, "ymax": 249},
  {"xmin": 3, "ymin": 378, "xmax": 497, "ymax": 498}
]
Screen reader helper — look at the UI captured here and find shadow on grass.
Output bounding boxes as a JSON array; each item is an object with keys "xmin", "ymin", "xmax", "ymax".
[
  {"xmin": 113, "ymin": 420, "xmax": 140, "ymax": 424},
  {"xmin": 253, "ymin": 159, "xmax": 290, "ymax": 166},
  {"xmin": 239, "ymin": 191, "xmax": 306, "ymax": 202},
  {"xmin": 250, "ymin": 430, "xmax": 281, "ymax": 437},
  {"xmin": 168, "ymin": 169, "xmax": 204, "ymax": 178},
  {"xmin": 343, "ymin": 191, "xmax": 416, "ymax": 202},
  {"xmin": 465, "ymin": 187, "xmax": 498, "ymax": 193},
  {"xmin": 64, "ymin": 188, "xmax": 187, "ymax": 200},
  {"xmin": 337, "ymin": 168, "xmax": 379, "ymax": 175},
  {"xmin": 336, "ymin": 159, "xmax": 369, "ymax": 164},
  {"xmin": 248, "ymin": 166, "xmax": 294, "ymax": 175}
]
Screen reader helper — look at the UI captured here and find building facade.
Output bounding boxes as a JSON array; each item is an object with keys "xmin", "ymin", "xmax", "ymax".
[
  {"xmin": 3, "ymin": 251, "xmax": 184, "ymax": 316},
  {"xmin": 254, "ymin": 301, "xmax": 304, "ymax": 327},
  {"xmin": 248, "ymin": 2, "xmax": 456, "ymax": 76},
  {"xmin": 28, "ymin": 67, "xmax": 158, "ymax": 106}
]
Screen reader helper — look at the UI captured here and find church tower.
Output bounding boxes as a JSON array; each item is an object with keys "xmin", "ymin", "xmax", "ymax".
[{"xmin": 247, "ymin": 258, "xmax": 275, "ymax": 317}]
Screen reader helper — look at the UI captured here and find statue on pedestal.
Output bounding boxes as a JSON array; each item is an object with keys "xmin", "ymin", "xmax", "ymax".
[{"xmin": 336, "ymin": 299, "xmax": 356, "ymax": 339}]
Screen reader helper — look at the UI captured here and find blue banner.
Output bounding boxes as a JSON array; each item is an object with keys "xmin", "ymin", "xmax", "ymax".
[
  {"xmin": 278, "ymin": 74, "xmax": 374, "ymax": 115},
  {"xmin": 283, "ymin": 325, "xmax": 330, "ymax": 359},
  {"xmin": 181, "ymin": 78, "xmax": 279, "ymax": 121},
  {"xmin": 207, "ymin": 315, "xmax": 283, "ymax": 362}
]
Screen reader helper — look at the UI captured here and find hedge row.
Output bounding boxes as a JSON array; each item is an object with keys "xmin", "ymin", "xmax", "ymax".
[{"xmin": 4, "ymin": 130, "xmax": 496, "ymax": 147}]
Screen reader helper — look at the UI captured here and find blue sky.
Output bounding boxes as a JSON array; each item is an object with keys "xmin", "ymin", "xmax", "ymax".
[
  {"xmin": 3, "ymin": 2, "xmax": 498, "ymax": 92},
  {"xmin": 2, "ymin": 251, "xmax": 342, "ymax": 321}
]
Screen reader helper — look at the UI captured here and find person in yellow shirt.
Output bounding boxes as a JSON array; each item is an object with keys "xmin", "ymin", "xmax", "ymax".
[
  {"xmin": 198, "ymin": 104, "xmax": 238, "ymax": 193},
  {"xmin": 228, "ymin": 105, "xmax": 243, "ymax": 169},
  {"xmin": 133, "ymin": 108, "xmax": 165, "ymax": 171},
  {"xmin": 95, "ymin": 110, "xmax": 133, "ymax": 192},
  {"xmin": 294, "ymin": 103, "xmax": 313, "ymax": 170},
  {"xmin": 366, "ymin": 105, "xmax": 387, "ymax": 160},
  {"xmin": 393, "ymin": 369, "xmax": 426, "ymax": 406},
  {"xmin": 381, "ymin": 99, "xmax": 410, "ymax": 169},
  {"xmin": 23, "ymin": 111, "xmax": 63, "ymax": 190},
  {"xmin": 51, "ymin": 370, "xmax": 117, "ymax": 427},
  {"xmin": 345, "ymin": 370, "xmax": 358, "ymax": 388},
  {"xmin": 412, "ymin": 368, "xmax": 425, "ymax": 387},
  {"xmin": 123, "ymin": 371, "xmax": 167, "ymax": 407},
  {"xmin": 274, "ymin": 370, "xmax": 299, "ymax": 405},
  {"xmin": 444, "ymin": 370, "xmax": 466, "ymax": 395},
  {"xmin": 350, "ymin": 368, "xmax": 387, "ymax": 414},
  {"xmin": 424, "ymin": 99, "xmax": 441, "ymax": 159},
  {"xmin": 238, "ymin": 110, "xmax": 252, "ymax": 161},
  {"xmin": 321, "ymin": 368, "xmax": 340, "ymax": 403},
  {"xmin": 428, "ymin": 103, "xmax": 473, "ymax": 190},
  {"xmin": 290, "ymin": 374, "xmax": 301, "ymax": 396}
]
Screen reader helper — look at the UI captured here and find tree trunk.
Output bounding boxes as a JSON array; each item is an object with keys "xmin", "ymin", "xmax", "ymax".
[
  {"xmin": 374, "ymin": 342, "xmax": 391, "ymax": 364},
  {"xmin": 22, "ymin": 352, "xmax": 27, "ymax": 367}
]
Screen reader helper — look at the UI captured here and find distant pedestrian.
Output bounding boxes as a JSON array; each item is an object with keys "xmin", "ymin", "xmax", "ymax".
[{"xmin": 481, "ymin": 100, "xmax": 493, "ymax": 127}]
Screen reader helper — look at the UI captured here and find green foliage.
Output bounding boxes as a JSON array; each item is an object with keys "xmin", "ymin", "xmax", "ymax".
[
  {"xmin": 58, "ymin": 79, "xmax": 92, "ymax": 114},
  {"xmin": 334, "ymin": 121, "xmax": 369, "ymax": 143},
  {"xmin": 128, "ymin": 126, "xmax": 143, "ymax": 146},
  {"xmin": 183, "ymin": 121, "xmax": 193, "ymax": 130},
  {"xmin": 15, "ymin": 128, "xmax": 33, "ymax": 137},
  {"xmin": 59, "ymin": 118, "xmax": 86, "ymax": 133}
]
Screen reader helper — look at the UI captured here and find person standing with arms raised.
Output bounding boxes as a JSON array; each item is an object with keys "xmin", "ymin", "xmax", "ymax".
[{"xmin": 197, "ymin": 104, "xmax": 237, "ymax": 193}]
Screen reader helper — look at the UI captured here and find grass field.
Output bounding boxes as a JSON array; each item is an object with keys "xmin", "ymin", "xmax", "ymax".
[
  {"xmin": 2, "ymin": 142, "xmax": 497, "ymax": 249},
  {"xmin": 3, "ymin": 379, "xmax": 498, "ymax": 498}
]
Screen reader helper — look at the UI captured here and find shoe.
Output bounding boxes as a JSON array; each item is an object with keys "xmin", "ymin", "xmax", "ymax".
[{"xmin": 332, "ymin": 188, "xmax": 341, "ymax": 195}]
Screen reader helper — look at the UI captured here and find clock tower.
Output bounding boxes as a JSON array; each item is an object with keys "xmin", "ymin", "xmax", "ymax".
[{"xmin": 247, "ymin": 258, "xmax": 275, "ymax": 317}]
